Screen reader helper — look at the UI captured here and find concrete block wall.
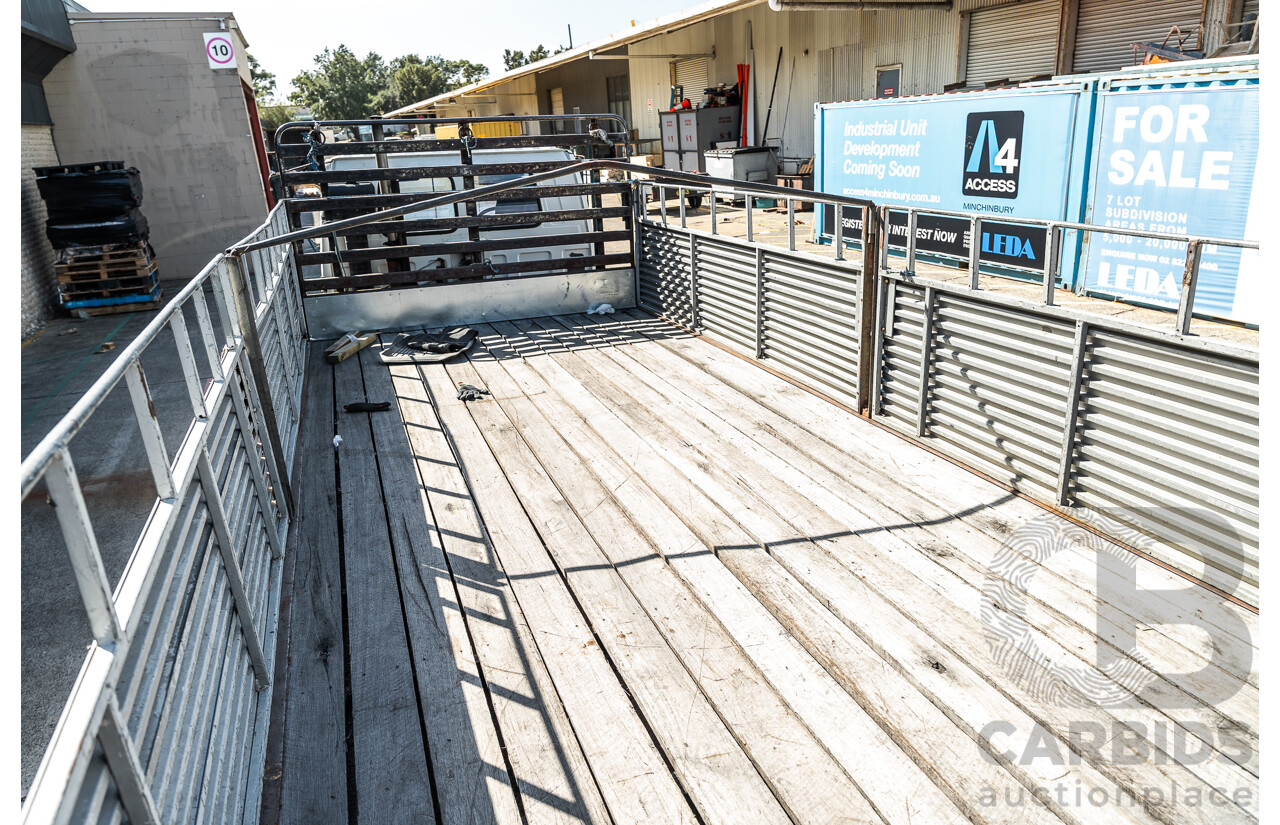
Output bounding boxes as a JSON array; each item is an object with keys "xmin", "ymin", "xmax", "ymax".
[
  {"xmin": 43, "ymin": 16, "xmax": 267, "ymax": 284},
  {"xmin": 21, "ymin": 124, "xmax": 61, "ymax": 338}
]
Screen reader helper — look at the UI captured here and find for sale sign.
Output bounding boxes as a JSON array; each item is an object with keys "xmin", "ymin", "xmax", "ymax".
[{"xmin": 1082, "ymin": 81, "xmax": 1259, "ymax": 323}]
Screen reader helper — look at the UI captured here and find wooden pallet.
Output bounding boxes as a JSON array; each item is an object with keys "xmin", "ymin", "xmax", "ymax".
[
  {"xmin": 71, "ymin": 290, "xmax": 165, "ymax": 318},
  {"xmin": 59, "ymin": 272, "xmax": 159, "ymax": 300},
  {"xmin": 56, "ymin": 243, "xmax": 156, "ymax": 282}
]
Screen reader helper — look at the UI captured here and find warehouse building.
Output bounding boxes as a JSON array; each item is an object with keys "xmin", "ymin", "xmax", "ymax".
[
  {"xmin": 20, "ymin": 4, "xmax": 272, "ymax": 336},
  {"xmin": 387, "ymin": 0, "xmax": 1259, "ymax": 171}
]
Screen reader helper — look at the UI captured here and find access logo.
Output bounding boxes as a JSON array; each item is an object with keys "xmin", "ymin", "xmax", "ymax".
[{"xmin": 963, "ymin": 111, "xmax": 1023, "ymax": 199}]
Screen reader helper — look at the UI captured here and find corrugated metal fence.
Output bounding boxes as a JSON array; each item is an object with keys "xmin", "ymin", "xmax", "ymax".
[
  {"xmin": 636, "ymin": 194, "xmax": 1258, "ymax": 607},
  {"xmin": 638, "ymin": 204, "xmax": 870, "ymax": 409},
  {"xmin": 21, "ymin": 204, "xmax": 306, "ymax": 825},
  {"xmin": 872, "ymin": 274, "xmax": 1258, "ymax": 606}
]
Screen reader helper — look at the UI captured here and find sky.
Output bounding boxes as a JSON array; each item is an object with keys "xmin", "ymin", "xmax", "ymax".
[{"xmin": 80, "ymin": 0, "xmax": 700, "ymax": 99}]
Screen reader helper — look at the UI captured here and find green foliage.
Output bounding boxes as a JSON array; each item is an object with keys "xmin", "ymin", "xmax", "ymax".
[
  {"xmin": 503, "ymin": 44, "xmax": 567, "ymax": 71},
  {"xmin": 289, "ymin": 45, "xmax": 388, "ymax": 135},
  {"xmin": 257, "ymin": 104, "xmax": 302, "ymax": 150},
  {"xmin": 373, "ymin": 55, "xmax": 441, "ymax": 114},
  {"xmin": 502, "ymin": 49, "xmax": 526, "ymax": 70},
  {"xmin": 291, "ymin": 46, "xmax": 489, "ymax": 123},
  {"xmin": 247, "ymin": 52, "xmax": 276, "ymax": 99},
  {"xmin": 449, "ymin": 59, "xmax": 489, "ymax": 87}
]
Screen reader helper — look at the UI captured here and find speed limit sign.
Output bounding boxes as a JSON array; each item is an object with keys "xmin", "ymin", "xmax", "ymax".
[{"xmin": 203, "ymin": 32, "xmax": 236, "ymax": 69}]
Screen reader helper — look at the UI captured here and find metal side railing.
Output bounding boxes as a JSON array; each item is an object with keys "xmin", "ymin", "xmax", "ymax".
[
  {"xmin": 634, "ymin": 179, "xmax": 879, "ymax": 410},
  {"xmin": 21, "ymin": 203, "xmax": 306, "ymax": 825},
  {"xmin": 866, "ymin": 205, "xmax": 1259, "ymax": 606},
  {"xmin": 629, "ymin": 184, "xmax": 1258, "ymax": 608}
]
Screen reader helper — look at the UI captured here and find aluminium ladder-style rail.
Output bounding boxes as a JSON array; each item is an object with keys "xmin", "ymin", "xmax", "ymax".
[{"xmin": 21, "ymin": 205, "xmax": 306, "ymax": 825}]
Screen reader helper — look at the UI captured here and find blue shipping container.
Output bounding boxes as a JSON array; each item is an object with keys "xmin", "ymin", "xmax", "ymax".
[
  {"xmin": 812, "ymin": 81, "xmax": 1097, "ymax": 281},
  {"xmin": 1080, "ymin": 64, "xmax": 1259, "ymax": 325}
]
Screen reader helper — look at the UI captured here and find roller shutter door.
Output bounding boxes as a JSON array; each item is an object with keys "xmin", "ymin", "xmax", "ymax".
[
  {"xmin": 1073, "ymin": 0, "xmax": 1204, "ymax": 73},
  {"xmin": 673, "ymin": 57, "xmax": 709, "ymax": 98},
  {"xmin": 966, "ymin": 0, "xmax": 1060, "ymax": 85}
]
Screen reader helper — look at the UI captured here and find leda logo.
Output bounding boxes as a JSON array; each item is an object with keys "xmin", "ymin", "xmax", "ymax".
[{"xmin": 963, "ymin": 111, "xmax": 1023, "ymax": 199}]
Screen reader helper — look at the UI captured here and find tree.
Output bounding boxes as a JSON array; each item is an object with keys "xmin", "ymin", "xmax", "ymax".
[
  {"xmin": 373, "ymin": 55, "xmax": 442, "ymax": 113},
  {"xmin": 257, "ymin": 103, "xmax": 302, "ymax": 151},
  {"xmin": 248, "ymin": 52, "xmax": 276, "ymax": 99},
  {"xmin": 445, "ymin": 59, "xmax": 488, "ymax": 87},
  {"xmin": 503, "ymin": 49, "xmax": 526, "ymax": 70},
  {"xmin": 373, "ymin": 55, "xmax": 490, "ymax": 112},
  {"xmin": 289, "ymin": 45, "xmax": 388, "ymax": 136},
  {"xmin": 290, "ymin": 46, "xmax": 489, "ymax": 124},
  {"xmin": 503, "ymin": 44, "xmax": 567, "ymax": 70}
]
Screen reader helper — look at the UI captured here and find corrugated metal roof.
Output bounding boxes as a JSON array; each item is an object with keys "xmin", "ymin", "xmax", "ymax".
[
  {"xmin": 21, "ymin": 0, "xmax": 74, "ymax": 50},
  {"xmin": 384, "ymin": 0, "xmax": 764, "ymax": 116}
]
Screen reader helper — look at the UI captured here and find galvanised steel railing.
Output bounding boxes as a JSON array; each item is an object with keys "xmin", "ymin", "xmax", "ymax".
[
  {"xmin": 635, "ymin": 179, "xmax": 881, "ymax": 410},
  {"xmin": 629, "ymin": 184, "xmax": 1258, "ymax": 608},
  {"xmin": 21, "ymin": 204, "xmax": 306, "ymax": 825},
  {"xmin": 865, "ymin": 203, "xmax": 1260, "ymax": 335}
]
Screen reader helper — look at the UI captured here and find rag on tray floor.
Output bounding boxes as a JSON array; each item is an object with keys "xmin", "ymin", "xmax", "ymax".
[{"xmin": 379, "ymin": 327, "xmax": 478, "ymax": 364}]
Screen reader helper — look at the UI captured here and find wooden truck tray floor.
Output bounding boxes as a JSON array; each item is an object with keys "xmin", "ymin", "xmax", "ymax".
[{"xmin": 266, "ymin": 309, "xmax": 1258, "ymax": 825}]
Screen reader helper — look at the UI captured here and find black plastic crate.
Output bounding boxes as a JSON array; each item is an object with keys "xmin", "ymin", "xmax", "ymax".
[
  {"xmin": 35, "ymin": 164, "xmax": 144, "ymax": 217},
  {"xmin": 33, "ymin": 160, "xmax": 126, "ymax": 177},
  {"xmin": 46, "ymin": 209, "xmax": 150, "ymax": 249}
]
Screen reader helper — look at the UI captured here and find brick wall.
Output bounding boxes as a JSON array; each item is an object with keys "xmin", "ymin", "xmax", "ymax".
[
  {"xmin": 21, "ymin": 124, "xmax": 60, "ymax": 338},
  {"xmin": 42, "ymin": 17, "xmax": 267, "ymax": 284}
]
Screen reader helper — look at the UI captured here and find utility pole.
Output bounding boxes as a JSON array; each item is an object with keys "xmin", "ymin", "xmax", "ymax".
[{"xmin": 568, "ymin": 24, "xmax": 573, "ymax": 49}]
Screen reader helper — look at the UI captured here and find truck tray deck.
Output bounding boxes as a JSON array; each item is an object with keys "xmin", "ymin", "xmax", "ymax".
[{"xmin": 266, "ymin": 310, "xmax": 1258, "ymax": 825}]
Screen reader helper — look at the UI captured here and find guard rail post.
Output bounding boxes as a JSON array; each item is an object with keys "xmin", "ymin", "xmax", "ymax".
[
  {"xmin": 857, "ymin": 204, "xmax": 880, "ymax": 413},
  {"xmin": 225, "ymin": 253, "xmax": 295, "ymax": 518},
  {"xmin": 1176, "ymin": 239, "xmax": 1204, "ymax": 334}
]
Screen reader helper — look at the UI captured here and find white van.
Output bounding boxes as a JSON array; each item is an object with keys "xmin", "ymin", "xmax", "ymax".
[{"xmin": 323, "ymin": 146, "xmax": 594, "ymax": 275}]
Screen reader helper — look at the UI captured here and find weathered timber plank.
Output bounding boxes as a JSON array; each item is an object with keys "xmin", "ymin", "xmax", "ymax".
[
  {"xmin": 546, "ymin": 316, "xmax": 1256, "ymax": 824},
  {"xmin": 332, "ymin": 354, "xmax": 436, "ymax": 822},
  {"xmin": 457, "ymin": 337, "xmax": 879, "ymax": 825},
  {"xmin": 413, "ymin": 360, "xmax": 698, "ymax": 825},
  {"xmin": 617, "ymin": 307, "xmax": 1260, "ymax": 663},
  {"xmin": 482, "ymin": 322, "xmax": 971, "ymax": 825},
  {"xmin": 598, "ymin": 312, "xmax": 1261, "ymax": 751},
  {"xmin": 357, "ymin": 347, "xmax": 525, "ymax": 825},
  {"xmin": 377, "ymin": 349, "xmax": 609, "ymax": 825},
  {"xmin": 279, "ymin": 343, "xmax": 349, "ymax": 825}
]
